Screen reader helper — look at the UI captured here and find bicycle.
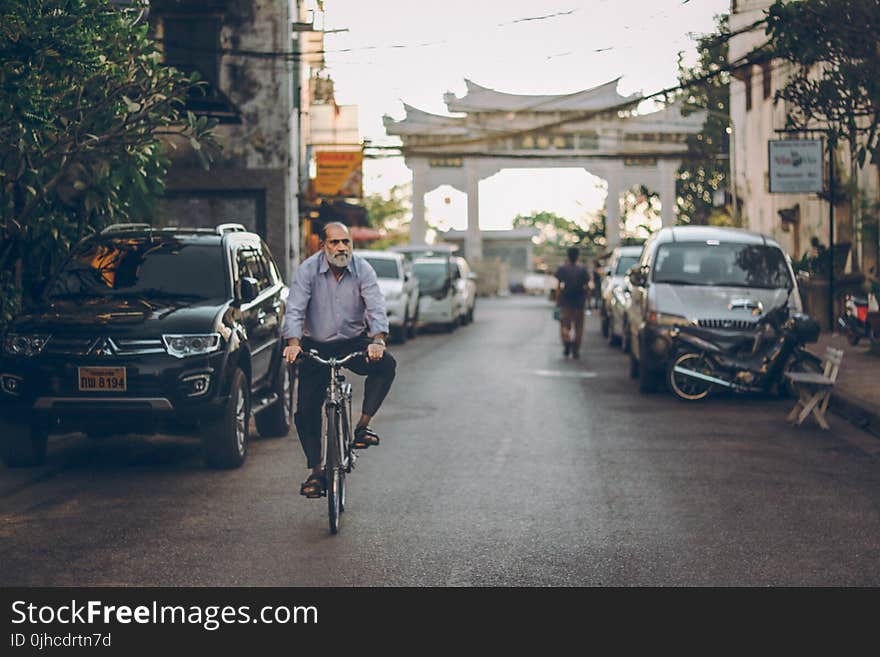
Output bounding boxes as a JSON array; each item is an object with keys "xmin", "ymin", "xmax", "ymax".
[{"xmin": 297, "ymin": 349, "xmax": 362, "ymax": 534}]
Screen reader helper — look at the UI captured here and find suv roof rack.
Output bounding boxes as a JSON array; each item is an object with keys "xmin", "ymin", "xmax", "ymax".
[
  {"xmin": 101, "ymin": 223, "xmax": 152, "ymax": 234},
  {"xmin": 216, "ymin": 223, "xmax": 247, "ymax": 235}
]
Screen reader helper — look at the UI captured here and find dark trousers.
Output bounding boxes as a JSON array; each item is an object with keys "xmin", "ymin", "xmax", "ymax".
[
  {"xmin": 294, "ymin": 335, "xmax": 396, "ymax": 468},
  {"xmin": 559, "ymin": 303, "xmax": 585, "ymax": 352}
]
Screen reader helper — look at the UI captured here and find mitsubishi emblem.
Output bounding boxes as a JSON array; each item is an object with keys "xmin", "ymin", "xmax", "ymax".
[{"xmin": 91, "ymin": 337, "xmax": 116, "ymax": 356}]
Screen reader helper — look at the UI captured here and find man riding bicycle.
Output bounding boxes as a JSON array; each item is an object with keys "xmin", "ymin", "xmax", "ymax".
[{"xmin": 282, "ymin": 222, "xmax": 396, "ymax": 498}]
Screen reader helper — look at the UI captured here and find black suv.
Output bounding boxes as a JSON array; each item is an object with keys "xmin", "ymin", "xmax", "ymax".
[{"xmin": 0, "ymin": 223, "xmax": 291, "ymax": 469}]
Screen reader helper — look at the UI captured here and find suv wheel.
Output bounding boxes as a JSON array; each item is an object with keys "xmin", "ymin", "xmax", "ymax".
[
  {"xmin": 608, "ymin": 315, "xmax": 621, "ymax": 347},
  {"xmin": 203, "ymin": 367, "xmax": 250, "ymax": 469},
  {"xmin": 407, "ymin": 308, "xmax": 418, "ymax": 339},
  {"xmin": 391, "ymin": 320, "xmax": 407, "ymax": 345},
  {"xmin": 255, "ymin": 360, "xmax": 293, "ymax": 438},
  {"xmin": 1, "ymin": 424, "xmax": 48, "ymax": 467},
  {"xmin": 629, "ymin": 354, "xmax": 639, "ymax": 379},
  {"xmin": 637, "ymin": 334, "xmax": 662, "ymax": 394}
]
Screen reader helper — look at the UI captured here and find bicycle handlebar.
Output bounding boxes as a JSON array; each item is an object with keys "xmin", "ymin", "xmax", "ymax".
[{"xmin": 298, "ymin": 349, "xmax": 365, "ymax": 367}]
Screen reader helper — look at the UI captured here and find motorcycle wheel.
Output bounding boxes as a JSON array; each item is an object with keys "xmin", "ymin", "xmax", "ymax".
[{"xmin": 667, "ymin": 352, "xmax": 716, "ymax": 402}]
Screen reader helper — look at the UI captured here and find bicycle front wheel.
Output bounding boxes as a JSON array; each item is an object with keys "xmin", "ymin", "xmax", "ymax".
[{"xmin": 325, "ymin": 405, "xmax": 342, "ymax": 534}]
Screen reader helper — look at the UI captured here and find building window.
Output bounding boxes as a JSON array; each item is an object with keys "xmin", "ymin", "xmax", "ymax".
[
  {"xmin": 744, "ymin": 69, "xmax": 753, "ymax": 111},
  {"xmin": 162, "ymin": 16, "xmax": 221, "ymax": 88},
  {"xmin": 762, "ymin": 61, "xmax": 772, "ymax": 99}
]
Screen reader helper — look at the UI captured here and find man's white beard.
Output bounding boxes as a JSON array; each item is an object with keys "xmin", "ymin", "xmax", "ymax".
[{"xmin": 329, "ymin": 251, "xmax": 351, "ymax": 267}]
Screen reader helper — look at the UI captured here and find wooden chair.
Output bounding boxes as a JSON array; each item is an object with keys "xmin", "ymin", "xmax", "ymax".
[{"xmin": 784, "ymin": 347, "xmax": 844, "ymax": 430}]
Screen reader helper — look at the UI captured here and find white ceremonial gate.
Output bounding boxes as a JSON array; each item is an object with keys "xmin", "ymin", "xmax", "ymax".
[{"xmin": 383, "ymin": 78, "xmax": 706, "ymax": 259}]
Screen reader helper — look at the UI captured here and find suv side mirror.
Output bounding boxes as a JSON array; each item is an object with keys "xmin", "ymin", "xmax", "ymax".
[
  {"xmin": 627, "ymin": 265, "xmax": 647, "ymax": 287},
  {"xmin": 240, "ymin": 277, "xmax": 259, "ymax": 303}
]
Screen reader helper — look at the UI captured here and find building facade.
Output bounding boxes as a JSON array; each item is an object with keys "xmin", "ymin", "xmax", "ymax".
[
  {"xmin": 728, "ymin": 0, "xmax": 879, "ymax": 276},
  {"xmin": 148, "ymin": 0, "xmax": 311, "ymax": 281}
]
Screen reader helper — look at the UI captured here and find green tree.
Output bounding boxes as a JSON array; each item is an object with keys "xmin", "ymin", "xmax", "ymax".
[
  {"xmin": 621, "ymin": 184, "xmax": 661, "ymax": 237},
  {"xmin": 675, "ymin": 13, "xmax": 733, "ymax": 227},
  {"xmin": 512, "ymin": 210, "xmax": 605, "ymax": 266},
  {"xmin": 363, "ymin": 183, "xmax": 409, "ymax": 249},
  {"xmin": 0, "ymin": 0, "xmax": 217, "ymax": 325}
]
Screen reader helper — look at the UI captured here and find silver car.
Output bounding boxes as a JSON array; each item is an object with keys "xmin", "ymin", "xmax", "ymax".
[
  {"xmin": 624, "ymin": 226, "xmax": 802, "ymax": 393},
  {"xmin": 600, "ymin": 245, "xmax": 643, "ymax": 350},
  {"xmin": 355, "ymin": 250, "xmax": 420, "ymax": 344}
]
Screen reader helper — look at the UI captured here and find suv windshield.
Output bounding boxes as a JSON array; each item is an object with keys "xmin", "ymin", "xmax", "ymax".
[
  {"xmin": 363, "ymin": 257, "xmax": 400, "ymax": 279},
  {"xmin": 412, "ymin": 261, "xmax": 449, "ymax": 294},
  {"xmin": 46, "ymin": 237, "xmax": 228, "ymax": 300},
  {"xmin": 615, "ymin": 255, "xmax": 640, "ymax": 275},
  {"xmin": 652, "ymin": 242, "xmax": 792, "ymax": 289}
]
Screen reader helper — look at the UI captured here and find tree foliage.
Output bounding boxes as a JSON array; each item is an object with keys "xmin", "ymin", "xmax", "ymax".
[
  {"xmin": 512, "ymin": 210, "xmax": 605, "ymax": 264},
  {"xmin": 0, "ymin": 0, "xmax": 218, "ymax": 324},
  {"xmin": 621, "ymin": 184, "xmax": 661, "ymax": 237},
  {"xmin": 766, "ymin": 0, "xmax": 880, "ymax": 168},
  {"xmin": 363, "ymin": 183, "xmax": 409, "ymax": 249},
  {"xmin": 675, "ymin": 13, "xmax": 733, "ymax": 227}
]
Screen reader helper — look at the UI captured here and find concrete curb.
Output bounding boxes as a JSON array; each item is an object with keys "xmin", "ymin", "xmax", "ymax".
[{"xmin": 828, "ymin": 389, "xmax": 880, "ymax": 439}]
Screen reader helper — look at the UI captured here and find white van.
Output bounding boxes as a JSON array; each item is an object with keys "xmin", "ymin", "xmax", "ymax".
[{"xmin": 411, "ymin": 256, "xmax": 461, "ymax": 332}]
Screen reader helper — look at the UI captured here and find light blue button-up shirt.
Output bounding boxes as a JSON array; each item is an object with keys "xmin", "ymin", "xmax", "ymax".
[{"xmin": 282, "ymin": 251, "xmax": 389, "ymax": 342}]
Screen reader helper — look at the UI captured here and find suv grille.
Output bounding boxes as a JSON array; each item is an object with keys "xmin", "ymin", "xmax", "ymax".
[
  {"xmin": 697, "ymin": 319, "xmax": 756, "ymax": 331},
  {"xmin": 45, "ymin": 336, "xmax": 165, "ymax": 356},
  {"xmin": 44, "ymin": 336, "xmax": 93, "ymax": 356}
]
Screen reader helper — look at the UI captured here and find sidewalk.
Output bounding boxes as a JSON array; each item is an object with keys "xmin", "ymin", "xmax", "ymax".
[{"xmin": 806, "ymin": 333, "xmax": 880, "ymax": 438}]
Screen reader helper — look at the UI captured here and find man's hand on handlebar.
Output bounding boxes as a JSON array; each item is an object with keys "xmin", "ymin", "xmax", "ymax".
[
  {"xmin": 283, "ymin": 344, "xmax": 302, "ymax": 363},
  {"xmin": 366, "ymin": 342, "xmax": 385, "ymax": 362}
]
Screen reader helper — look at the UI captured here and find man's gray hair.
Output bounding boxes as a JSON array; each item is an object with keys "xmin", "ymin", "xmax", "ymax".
[{"xmin": 319, "ymin": 221, "xmax": 351, "ymax": 241}]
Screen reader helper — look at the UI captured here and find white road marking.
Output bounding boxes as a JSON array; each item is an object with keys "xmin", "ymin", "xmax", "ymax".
[{"xmin": 531, "ymin": 370, "xmax": 598, "ymax": 378}]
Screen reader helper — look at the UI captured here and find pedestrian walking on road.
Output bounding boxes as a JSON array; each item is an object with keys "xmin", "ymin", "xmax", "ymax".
[
  {"xmin": 282, "ymin": 222, "xmax": 396, "ymax": 498},
  {"xmin": 555, "ymin": 246, "xmax": 589, "ymax": 359}
]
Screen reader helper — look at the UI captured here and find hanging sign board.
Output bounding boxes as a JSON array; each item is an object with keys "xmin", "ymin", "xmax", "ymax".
[
  {"xmin": 314, "ymin": 150, "xmax": 363, "ymax": 197},
  {"xmin": 768, "ymin": 139, "xmax": 824, "ymax": 193}
]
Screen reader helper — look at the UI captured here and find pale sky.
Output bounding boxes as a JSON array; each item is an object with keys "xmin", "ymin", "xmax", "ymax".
[{"xmin": 319, "ymin": 0, "xmax": 731, "ymax": 232}]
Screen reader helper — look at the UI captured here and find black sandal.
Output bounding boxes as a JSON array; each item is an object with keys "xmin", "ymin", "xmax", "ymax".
[
  {"xmin": 352, "ymin": 426, "xmax": 380, "ymax": 449},
  {"xmin": 300, "ymin": 473, "xmax": 325, "ymax": 498}
]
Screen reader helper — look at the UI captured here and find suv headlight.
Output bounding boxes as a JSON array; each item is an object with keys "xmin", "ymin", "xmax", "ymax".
[
  {"xmin": 648, "ymin": 312, "xmax": 691, "ymax": 327},
  {"xmin": 162, "ymin": 334, "xmax": 221, "ymax": 358},
  {"xmin": 3, "ymin": 333, "xmax": 50, "ymax": 357}
]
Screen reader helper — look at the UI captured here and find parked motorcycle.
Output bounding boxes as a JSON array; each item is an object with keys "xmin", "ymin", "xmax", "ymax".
[
  {"xmin": 665, "ymin": 297, "xmax": 822, "ymax": 402},
  {"xmin": 837, "ymin": 292, "xmax": 873, "ymax": 346}
]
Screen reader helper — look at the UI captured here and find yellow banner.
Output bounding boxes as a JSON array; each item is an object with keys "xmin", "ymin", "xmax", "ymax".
[{"xmin": 314, "ymin": 151, "xmax": 363, "ymax": 197}]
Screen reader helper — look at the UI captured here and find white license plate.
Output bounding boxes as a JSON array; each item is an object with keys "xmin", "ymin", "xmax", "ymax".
[{"xmin": 78, "ymin": 367, "xmax": 127, "ymax": 392}]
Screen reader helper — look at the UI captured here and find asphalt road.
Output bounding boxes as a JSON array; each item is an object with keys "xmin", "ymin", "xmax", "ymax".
[{"xmin": 2, "ymin": 295, "xmax": 880, "ymax": 586}]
